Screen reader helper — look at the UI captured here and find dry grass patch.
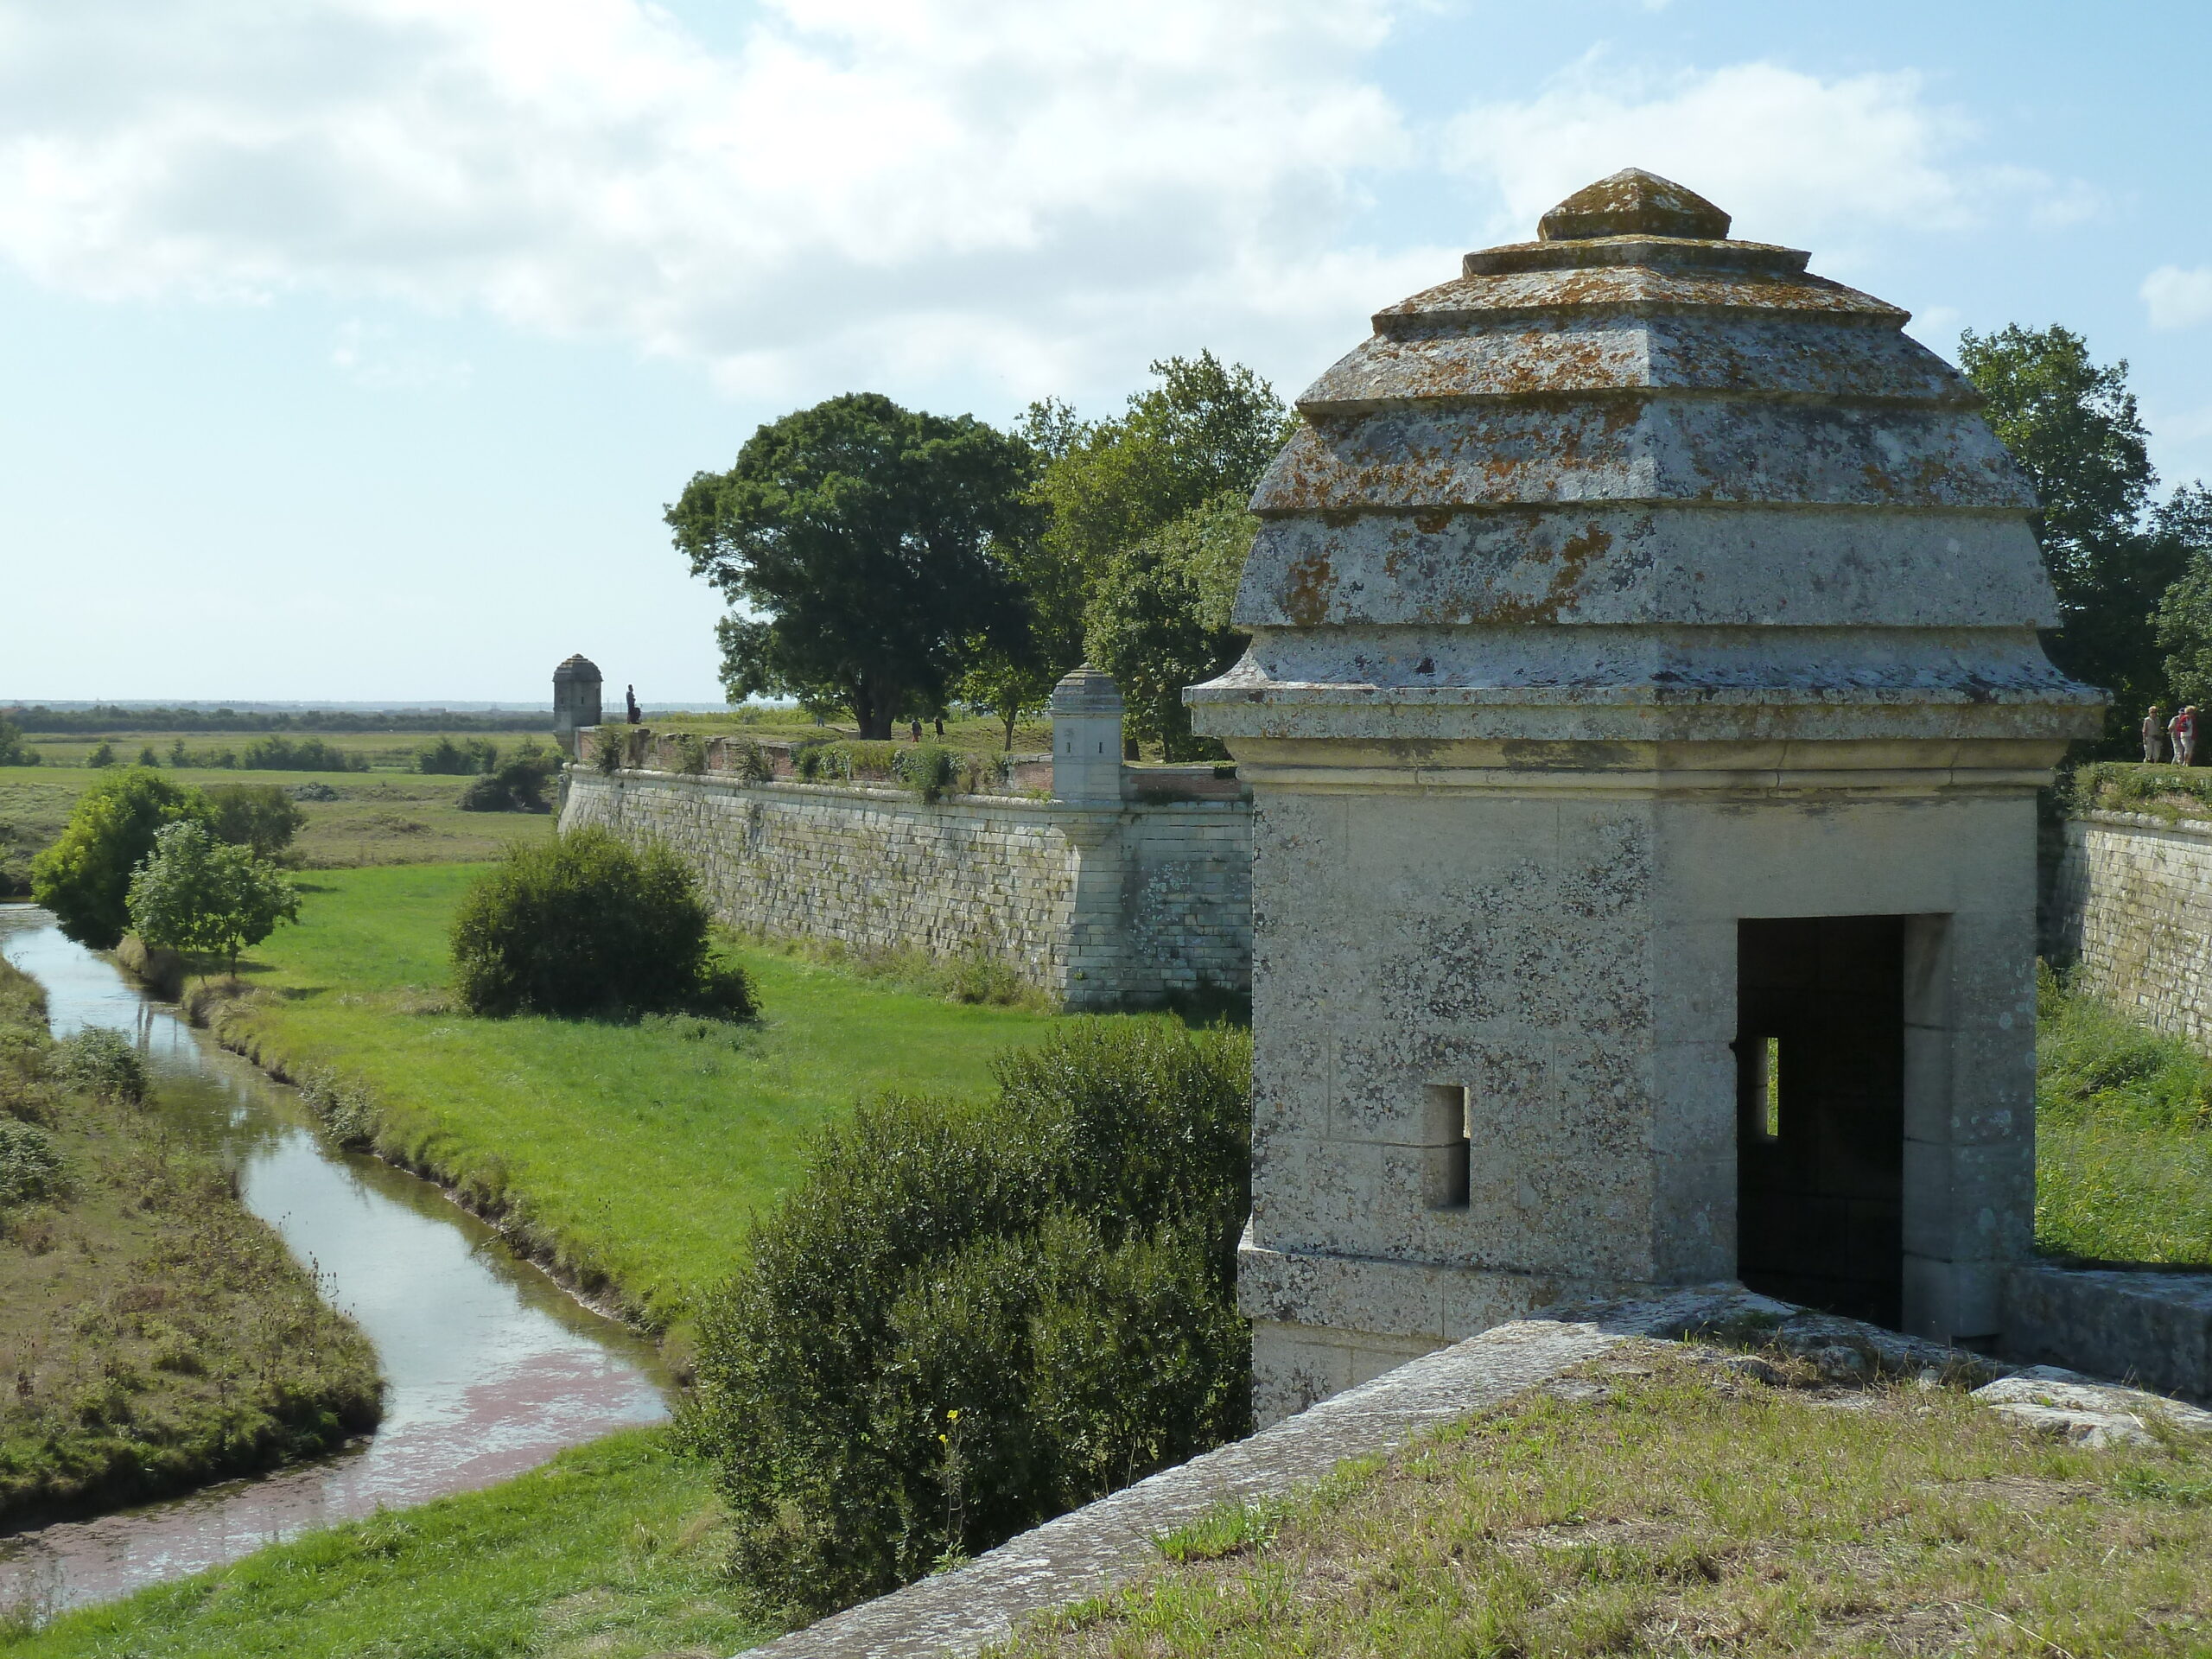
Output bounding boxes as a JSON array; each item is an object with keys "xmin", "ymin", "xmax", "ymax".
[{"xmin": 1007, "ymin": 1344, "xmax": 2212, "ymax": 1658}]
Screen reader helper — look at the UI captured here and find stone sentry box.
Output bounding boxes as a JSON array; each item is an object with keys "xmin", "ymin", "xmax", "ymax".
[{"xmin": 1188, "ymin": 168, "xmax": 2106, "ymax": 1426}]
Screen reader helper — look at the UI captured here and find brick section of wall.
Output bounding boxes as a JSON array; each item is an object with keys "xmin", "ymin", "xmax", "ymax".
[
  {"xmin": 558, "ymin": 768, "xmax": 1251, "ymax": 1009},
  {"xmin": 2051, "ymin": 811, "xmax": 2212, "ymax": 1050}
]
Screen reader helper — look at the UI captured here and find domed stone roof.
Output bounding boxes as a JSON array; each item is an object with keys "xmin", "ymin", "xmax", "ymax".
[
  {"xmin": 553, "ymin": 654, "xmax": 601, "ymax": 683},
  {"xmin": 1189, "ymin": 168, "xmax": 2103, "ymax": 749},
  {"xmin": 1050, "ymin": 664, "xmax": 1124, "ymax": 715}
]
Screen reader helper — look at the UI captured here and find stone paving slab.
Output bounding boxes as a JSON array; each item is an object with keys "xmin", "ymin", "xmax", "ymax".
[{"xmin": 1973, "ymin": 1364, "xmax": 2212, "ymax": 1448}]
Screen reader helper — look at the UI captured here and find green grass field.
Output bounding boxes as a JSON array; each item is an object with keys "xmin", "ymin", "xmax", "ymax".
[
  {"xmin": 200, "ymin": 862, "xmax": 1059, "ymax": 1339},
  {"xmin": 0, "ymin": 767, "xmax": 553, "ymax": 893},
  {"xmin": 2, "ymin": 1427, "xmax": 772, "ymax": 1657},
  {"xmin": 2037, "ymin": 965, "xmax": 2212, "ymax": 1265}
]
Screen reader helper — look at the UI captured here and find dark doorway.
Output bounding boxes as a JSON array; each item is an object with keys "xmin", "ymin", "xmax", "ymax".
[{"xmin": 1734, "ymin": 917, "xmax": 1904, "ymax": 1327}]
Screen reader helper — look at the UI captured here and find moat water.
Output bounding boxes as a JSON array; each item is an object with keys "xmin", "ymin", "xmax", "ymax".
[{"xmin": 0, "ymin": 907, "xmax": 671, "ymax": 1616}]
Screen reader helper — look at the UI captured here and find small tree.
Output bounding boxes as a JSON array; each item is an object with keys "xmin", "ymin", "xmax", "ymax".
[
  {"xmin": 32, "ymin": 769, "xmax": 213, "ymax": 949},
  {"xmin": 0, "ymin": 719, "xmax": 39, "ymax": 767},
  {"xmin": 86, "ymin": 741, "xmax": 116, "ymax": 768},
  {"xmin": 126, "ymin": 821, "xmax": 301, "ymax": 976},
  {"xmin": 206, "ymin": 784, "xmax": 308, "ymax": 859}
]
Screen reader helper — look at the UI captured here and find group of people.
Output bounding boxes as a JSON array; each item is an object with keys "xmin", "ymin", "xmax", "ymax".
[{"xmin": 2145, "ymin": 703, "xmax": 2200, "ymax": 766}]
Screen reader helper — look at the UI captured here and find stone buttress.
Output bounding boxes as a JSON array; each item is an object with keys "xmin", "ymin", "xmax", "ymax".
[{"xmin": 1189, "ymin": 168, "xmax": 2104, "ymax": 1425}]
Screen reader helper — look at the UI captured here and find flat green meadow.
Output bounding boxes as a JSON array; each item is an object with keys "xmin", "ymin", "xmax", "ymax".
[{"xmin": 201, "ymin": 861, "xmax": 1059, "ymax": 1339}]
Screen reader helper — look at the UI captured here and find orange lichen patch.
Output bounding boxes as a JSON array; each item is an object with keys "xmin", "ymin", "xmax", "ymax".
[{"xmin": 1279, "ymin": 549, "xmax": 1340, "ymax": 627}]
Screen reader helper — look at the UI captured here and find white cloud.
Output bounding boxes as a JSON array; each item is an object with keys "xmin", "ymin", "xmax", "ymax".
[
  {"xmin": 2145, "ymin": 265, "xmax": 2212, "ymax": 331},
  {"xmin": 0, "ymin": 0, "xmax": 1422, "ymax": 401},
  {"xmin": 330, "ymin": 317, "xmax": 472, "ymax": 389},
  {"xmin": 1441, "ymin": 58, "xmax": 2090, "ymax": 261}
]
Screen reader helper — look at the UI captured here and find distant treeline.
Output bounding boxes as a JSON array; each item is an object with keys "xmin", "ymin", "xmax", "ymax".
[{"xmin": 3, "ymin": 705, "xmax": 556, "ymax": 734}]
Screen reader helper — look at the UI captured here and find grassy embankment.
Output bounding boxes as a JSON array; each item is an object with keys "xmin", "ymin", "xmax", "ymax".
[
  {"xmin": 6, "ymin": 860, "xmax": 1058, "ymax": 1651},
  {"xmin": 2037, "ymin": 963, "xmax": 2212, "ymax": 1263},
  {"xmin": 1008, "ymin": 1344, "xmax": 2212, "ymax": 1656},
  {"xmin": 0, "ymin": 958, "xmax": 379, "ymax": 1531},
  {"xmin": 195, "ymin": 861, "xmax": 1059, "ymax": 1342},
  {"xmin": 4, "ymin": 1429, "xmax": 771, "ymax": 1657}
]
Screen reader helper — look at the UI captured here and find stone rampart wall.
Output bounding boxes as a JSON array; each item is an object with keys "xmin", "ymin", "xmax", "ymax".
[
  {"xmin": 559, "ymin": 768, "xmax": 1250, "ymax": 1009},
  {"xmin": 2050, "ymin": 810, "xmax": 2212, "ymax": 1049}
]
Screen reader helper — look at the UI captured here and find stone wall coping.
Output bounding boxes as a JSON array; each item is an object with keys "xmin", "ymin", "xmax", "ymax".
[
  {"xmin": 576, "ymin": 766, "xmax": 1250, "ymax": 820},
  {"xmin": 744, "ymin": 1287, "xmax": 1811, "ymax": 1659},
  {"xmin": 2075, "ymin": 808, "xmax": 2212, "ymax": 839}
]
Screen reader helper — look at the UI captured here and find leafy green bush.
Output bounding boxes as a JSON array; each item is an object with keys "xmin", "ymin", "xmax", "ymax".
[
  {"xmin": 206, "ymin": 784, "xmax": 307, "ymax": 858},
  {"xmin": 418, "ymin": 735, "xmax": 499, "ymax": 775},
  {"xmin": 894, "ymin": 744, "xmax": 957, "ymax": 803},
  {"xmin": 0, "ymin": 1117, "xmax": 63, "ymax": 1206},
  {"xmin": 457, "ymin": 749, "xmax": 560, "ymax": 813},
  {"xmin": 731, "ymin": 740, "xmax": 775, "ymax": 784},
  {"xmin": 675, "ymin": 733, "xmax": 710, "ymax": 775},
  {"xmin": 242, "ymin": 735, "xmax": 364, "ymax": 772},
  {"xmin": 450, "ymin": 827, "xmax": 757, "ymax": 1020},
  {"xmin": 52, "ymin": 1027, "xmax": 149, "ymax": 1106},
  {"xmin": 85, "ymin": 741, "xmax": 117, "ymax": 768},
  {"xmin": 683, "ymin": 1018, "xmax": 1250, "ymax": 1616},
  {"xmin": 0, "ymin": 717, "xmax": 40, "ymax": 767},
  {"xmin": 31, "ymin": 768, "xmax": 214, "ymax": 949}
]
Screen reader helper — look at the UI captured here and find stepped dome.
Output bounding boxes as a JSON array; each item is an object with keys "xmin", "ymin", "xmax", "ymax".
[{"xmin": 1190, "ymin": 168, "xmax": 2101, "ymax": 750}]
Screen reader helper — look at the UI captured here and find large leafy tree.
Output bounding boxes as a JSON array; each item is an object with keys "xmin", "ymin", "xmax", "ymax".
[
  {"xmin": 669, "ymin": 395, "xmax": 1039, "ymax": 740},
  {"xmin": 1959, "ymin": 325, "xmax": 2190, "ymax": 748},
  {"xmin": 2151, "ymin": 486, "xmax": 2212, "ymax": 711},
  {"xmin": 31, "ymin": 768, "xmax": 213, "ymax": 949},
  {"xmin": 1036, "ymin": 353, "xmax": 1289, "ymax": 589},
  {"xmin": 1085, "ymin": 490, "xmax": 1256, "ymax": 759}
]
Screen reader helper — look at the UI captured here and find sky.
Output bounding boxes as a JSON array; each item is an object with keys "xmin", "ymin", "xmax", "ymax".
[{"xmin": 3, "ymin": 0, "xmax": 2208, "ymax": 703}]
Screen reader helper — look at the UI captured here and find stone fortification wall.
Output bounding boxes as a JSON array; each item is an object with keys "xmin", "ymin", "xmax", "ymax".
[
  {"xmin": 558, "ymin": 766, "xmax": 1249, "ymax": 1010},
  {"xmin": 2050, "ymin": 810, "xmax": 2212, "ymax": 1049}
]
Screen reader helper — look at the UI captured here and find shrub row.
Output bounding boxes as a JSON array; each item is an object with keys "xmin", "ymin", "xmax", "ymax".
[{"xmin": 682, "ymin": 1017, "xmax": 1251, "ymax": 1617}]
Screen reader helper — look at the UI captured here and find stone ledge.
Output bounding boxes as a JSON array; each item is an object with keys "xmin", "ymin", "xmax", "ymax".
[
  {"xmin": 744, "ymin": 1287, "xmax": 1802, "ymax": 1659},
  {"xmin": 2003, "ymin": 1262, "xmax": 2212, "ymax": 1403}
]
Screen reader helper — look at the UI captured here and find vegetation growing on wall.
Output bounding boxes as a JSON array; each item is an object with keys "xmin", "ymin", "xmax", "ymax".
[{"xmin": 683, "ymin": 1017, "xmax": 1251, "ymax": 1617}]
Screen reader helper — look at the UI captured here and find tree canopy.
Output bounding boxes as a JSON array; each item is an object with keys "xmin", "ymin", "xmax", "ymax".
[
  {"xmin": 32, "ymin": 768, "xmax": 213, "ymax": 950},
  {"xmin": 669, "ymin": 394, "xmax": 1040, "ymax": 741},
  {"xmin": 1960, "ymin": 324, "xmax": 2194, "ymax": 747},
  {"xmin": 2152, "ymin": 486, "xmax": 2212, "ymax": 711},
  {"xmin": 1085, "ymin": 489, "xmax": 1256, "ymax": 759},
  {"xmin": 126, "ymin": 820, "xmax": 300, "ymax": 975}
]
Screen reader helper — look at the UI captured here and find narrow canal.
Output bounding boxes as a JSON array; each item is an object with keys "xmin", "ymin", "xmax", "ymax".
[{"xmin": 0, "ymin": 907, "xmax": 671, "ymax": 1615}]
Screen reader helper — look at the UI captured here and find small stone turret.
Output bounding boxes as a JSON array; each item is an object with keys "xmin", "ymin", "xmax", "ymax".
[
  {"xmin": 552, "ymin": 654, "xmax": 602, "ymax": 754},
  {"xmin": 1191, "ymin": 168, "xmax": 2105, "ymax": 1425},
  {"xmin": 1051, "ymin": 667, "xmax": 1124, "ymax": 804}
]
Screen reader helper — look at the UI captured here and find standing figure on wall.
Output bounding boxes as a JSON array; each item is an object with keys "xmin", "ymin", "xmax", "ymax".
[
  {"xmin": 626, "ymin": 685, "xmax": 642, "ymax": 725},
  {"xmin": 2145, "ymin": 705, "xmax": 2168, "ymax": 763},
  {"xmin": 2171, "ymin": 704, "xmax": 2196, "ymax": 766}
]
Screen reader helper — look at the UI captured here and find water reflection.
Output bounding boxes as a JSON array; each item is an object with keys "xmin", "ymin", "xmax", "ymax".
[{"xmin": 0, "ymin": 906, "xmax": 671, "ymax": 1613}]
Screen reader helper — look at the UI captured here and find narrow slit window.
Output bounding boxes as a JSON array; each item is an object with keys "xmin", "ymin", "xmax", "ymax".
[{"xmin": 1424, "ymin": 1083, "xmax": 1471, "ymax": 1210}]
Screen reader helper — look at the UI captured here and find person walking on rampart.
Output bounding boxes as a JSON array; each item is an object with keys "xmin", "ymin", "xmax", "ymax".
[
  {"xmin": 2145, "ymin": 704, "xmax": 2170, "ymax": 763},
  {"xmin": 2172, "ymin": 704, "xmax": 2197, "ymax": 766}
]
